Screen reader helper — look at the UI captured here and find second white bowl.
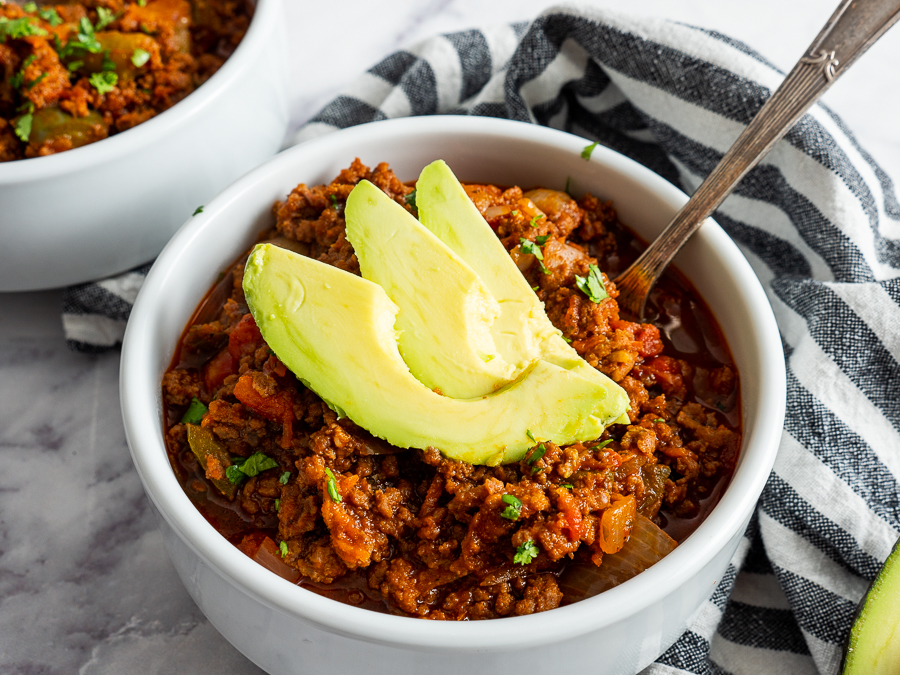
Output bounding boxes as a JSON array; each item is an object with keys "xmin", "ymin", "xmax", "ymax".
[{"xmin": 0, "ymin": 0, "xmax": 289, "ymax": 291}]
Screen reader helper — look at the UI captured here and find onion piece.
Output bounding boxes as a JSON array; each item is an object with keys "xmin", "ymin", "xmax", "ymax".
[
  {"xmin": 249, "ymin": 536, "xmax": 301, "ymax": 584},
  {"xmin": 558, "ymin": 514, "xmax": 677, "ymax": 602},
  {"xmin": 523, "ymin": 189, "xmax": 575, "ymax": 218},
  {"xmin": 510, "ymin": 247, "xmax": 536, "ymax": 274},
  {"xmin": 484, "ymin": 205, "xmax": 513, "ymax": 220}
]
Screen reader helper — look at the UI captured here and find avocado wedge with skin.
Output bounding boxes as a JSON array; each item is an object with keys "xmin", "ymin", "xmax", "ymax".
[
  {"xmin": 415, "ymin": 160, "xmax": 630, "ymax": 423},
  {"xmin": 345, "ymin": 179, "xmax": 525, "ymax": 399},
  {"xmin": 243, "ymin": 243, "xmax": 628, "ymax": 465},
  {"xmin": 842, "ymin": 535, "xmax": 900, "ymax": 674}
]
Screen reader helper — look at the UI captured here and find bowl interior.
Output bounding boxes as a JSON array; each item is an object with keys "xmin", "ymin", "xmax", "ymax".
[{"xmin": 121, "ymin": 115, "xmax": 785, "ymax": 650}]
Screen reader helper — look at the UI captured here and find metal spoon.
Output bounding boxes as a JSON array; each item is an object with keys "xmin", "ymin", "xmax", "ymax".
[{"xmin": 613, "ymin": 0, "xmax": 900, "ymax": 319}]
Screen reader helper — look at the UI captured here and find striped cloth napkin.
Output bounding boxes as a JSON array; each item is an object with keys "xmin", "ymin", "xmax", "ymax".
[{"xmin": 63, "ymin": 7, "xmax": 900, "ymax": 674}]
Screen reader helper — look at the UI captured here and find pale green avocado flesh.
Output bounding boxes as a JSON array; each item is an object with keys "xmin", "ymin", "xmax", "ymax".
[
  {"xmin": 843, "ymin": 536, "xmax": 900, "ymax": 674},
  {"xmin": 243, "ymin": 243, "xmax": 628, "ymax": 465},
  {"xmin": 415, "ymin": 160, "xmax": 548, "ymax": 368},
  {"xmin": 415, "ymin": 160, "xmax": 630, "ymax": 424},
  {"xmin": 344, "ymin": 179, "xmax": 521, "ymax": 399}
]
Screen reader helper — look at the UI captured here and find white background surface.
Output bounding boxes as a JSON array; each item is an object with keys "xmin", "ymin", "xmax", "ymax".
[
  {"xmin": 1, "ymin": 1, "xmax": 899, "ymax": 673},
  {"xmin": 284, "ymin": 0, "xmax": 900, "ymax": 180}
]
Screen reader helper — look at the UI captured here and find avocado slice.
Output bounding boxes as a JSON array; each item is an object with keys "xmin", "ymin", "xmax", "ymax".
[
  {"xmin": 415, "ymin": 160, "xmax": 630, "ymax": 422},
  {"xmin": 842, "ymin": 535, "xmax": 900, "ymax": 674},
  {"xmin": 345, "ymin": 180, "xmax": 524, "ymax": 399},
  {"xmin": 242, "ymin": 243, "xmax": 628, "ymax": 465}
]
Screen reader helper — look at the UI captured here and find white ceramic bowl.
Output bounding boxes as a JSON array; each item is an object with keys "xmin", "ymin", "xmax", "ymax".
[
  {"xmin": 0, "ymin": 0, "xmax": 288, "ymax": 292},
  {"xmin": 121, "ymin": 116, "xmax": 786, "ymax": 675}
]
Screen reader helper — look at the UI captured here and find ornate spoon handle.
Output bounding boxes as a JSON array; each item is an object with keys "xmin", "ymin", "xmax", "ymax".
[{"xmin": 613, "ymin": 0, "xmax": 900, "ymax": 319}]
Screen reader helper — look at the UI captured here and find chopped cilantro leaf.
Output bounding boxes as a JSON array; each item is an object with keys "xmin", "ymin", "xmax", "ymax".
[
  {"xmin": 526, "ymin": 429, "xmax": 536, "ymax": 444},
  {"xmin": 514, "ymin": 540, "xmax": 539, "ymax": 565},
  {"xmin": 95, "ymin": 7, "xmax": 117, "ymax": 30},
  {"xmin": 89, "ymin": 70, "xmax": 117, "ymax": 94},
  {"xmin": 531, "ymin": 285, "xmax": 539, "ymax": 292},
  {"xmin": 535, "ymin": 235, "xmax": 550, "ymax": 245},
  {"xmin": 500, "ymin": 494, "xmax": 522, "ymax": 521},
  {"xmin": 138, "ymin": 0, "xmax": 147, "ymax": 6},
  {"xmin": 581, "ymin": 142, "xmax": 598, "ymax": 160},
  {"xmin": 23, "ymin": 2, "xmax": 38, "ymax": 12},
  {"xmin": 575, "ymin": 263, "xmax": 609, "ymax": 303},
  {"xmin": 597, "ymin": 438, "xmax": 614, "ymax": 449},
  {"xmin": 274, "ymin": 498, "xmax": 281, "ymax": 511},
  {"xmin": 529, "ymin": 214, "xmax": 544, "ymax": 228},
  {"xmin": 653, "ymin": 418, "xmax": 665, "ymax": 423},
  {"xmin": 239, "ymin": 452, "xmax": 279, "ymax": 477},
  {"xmin": 279, "ymin": 471, "xmax": 291, "ymax": 485},
  {"xmin": 26, "ymin": 72, "xmax": 47, "ymax": 90},
  {"xmin": 0, "ymin": 16, "xmax": 47, "ymax": 41},
  {"xmin": 67, "ymin": 60, "xmax": 83, "ymax": 71},
  {"xmin": 70, "ymin": 17, "xmax": 102, "ymax": 54},
  {"xmin": 227, "ymin": 452, "xmax": 278, "ymax": 483},
  {"xmin": 511, "ymin": 210, "xmax": 519, "ymax": 216},
  {"xmin": 279, "ymin": 540, "xmax": 288, "ymax": 557},
  {"xmin": 226, "ymin": 464, "xmax": 245, "ymax": 484},
  {"xmin": 39, "ymin": 7, "xmax": 63, "ymax": 27},
  {"xmin": 192, "ymin": 205, "xmax": 204, "ymax": 216},
  {"xmin": 527, "ymin": 443, "xmax": 546, "ymax": 466},
  {"xmin": 404, "ymin": 189, "xmax": 417, "ymax": 209},
  {"xmin": 11, "ymin": 55, "xmax": 38, "ymax": 89},
  {"xmin": 562, "ymin": 483, "xmax": 574, "ymax": 489},
  {"xmin": 324, "ymin": 467, "xmax": 341, "ymax": 503},
  {"xmin": 180, "ymin": 397, "xmax": 208, "ymax": 424},
  {"xmin": 13, "ymin": 113, "xmax": 32, "ymax": 142},
  {"xmin": 518, "ymin": 238, "xmax": 540, "ymax": 256},
  {"xmin": 519, "ymin": 237, "xmax": 549, "ymax": 275},
  {"xmin": 562, "ymin": 335, "xmax": 573, "ymax": 343},
  {"xmin": 131, "ymin": 48, "xmax": 151, "ymax": 67}
]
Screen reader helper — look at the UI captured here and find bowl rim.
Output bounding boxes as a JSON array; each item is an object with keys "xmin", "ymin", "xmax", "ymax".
[
  {"xmin": 0, "ymin": 0, "xmax": 278, "ymax": 184},
  {"xmin": 121, "ymin": 115, "xmax": 786, "ymax": 651}
]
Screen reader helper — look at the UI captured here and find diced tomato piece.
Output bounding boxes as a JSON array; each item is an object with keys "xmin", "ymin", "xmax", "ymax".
[
  {"xmin": 642, "ymin": 356, "xmax": 684, "ymax": 396},
  {"xmin": 229, "ymin": 314, "xmax": 263, "ymax": 361},
  {"xmin": 233, "ymin": 374, "xmax": 294, "ymax": 448},
  {"xmin": 557, "ymin": 488, "xmax": 584, "ymax": 541},
  {"xmin": 203, "ymin": 347, "xmax": 236, "ymax": 391},
  {"xmin": 564, "ymin": 508, "xmax": 584, "ymax": 541},
  {"xmin": 634, "ymin": 323, "xmax": 664, "ymax": 358}
]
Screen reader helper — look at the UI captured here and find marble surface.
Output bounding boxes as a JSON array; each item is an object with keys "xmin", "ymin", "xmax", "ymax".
[{"xmin": 1, "ymin": 1, "xmax": 899, "ymax": 673}]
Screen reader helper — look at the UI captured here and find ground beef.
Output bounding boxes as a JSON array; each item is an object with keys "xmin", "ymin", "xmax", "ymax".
[{"xmin": 162, "ymin": 160, "xmax": 741, "ymax": 620}]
